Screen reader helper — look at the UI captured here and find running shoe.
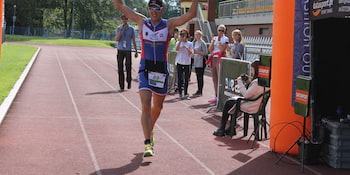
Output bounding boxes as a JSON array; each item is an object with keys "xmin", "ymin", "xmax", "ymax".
[
  {"xmin": 181, "ymin": 94, "xmax": 190, "ymax": 100},
  {"xmin": 179, "ymin": 94, "xmax": 183, "ymax": 99},
  {"xmin": 208, "ymin": 98, "xmax": 217, "ymax": 103},
  {"xmin": 143, "ymin": 144, "xmax": 154, "ymax": 157},
  {"xmin": 192, "ymin": 91, "xmax": 202, "ymax": 97}
]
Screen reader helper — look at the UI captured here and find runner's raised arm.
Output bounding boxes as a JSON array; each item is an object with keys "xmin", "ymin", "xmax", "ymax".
[
  {"xmin": 168, "ymin": 0, "xmax": 198, "ymax": 34},
  {"xmin": 114, "ymin": 0, "xmax": 146, "ymax": 28}
]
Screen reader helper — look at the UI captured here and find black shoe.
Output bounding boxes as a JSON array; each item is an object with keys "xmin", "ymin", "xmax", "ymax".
[
  {"xmin": 213, "ymin": 129, "xmax": 225, "ymax": 137},
  {"xmin": 192, "ymin": 91, "xmax": 202, "ymax": 97},
  {"xmin": 127, "ymin": 84, "xmax": 131, "ymax": 89},
  {"xmin": 225, "ymin": 128, "xmax": 236, "ymax": 137}
]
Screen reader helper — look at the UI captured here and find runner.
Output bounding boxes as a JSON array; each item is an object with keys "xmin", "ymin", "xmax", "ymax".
[{"xmin": 114, "ymin": 0, "xmax": 199, "ymax": 157}]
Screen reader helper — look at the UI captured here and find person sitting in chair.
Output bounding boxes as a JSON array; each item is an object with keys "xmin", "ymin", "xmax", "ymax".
[{"xmin": 213, "ymin": 60, "xmax": 269, "ymax": 137}]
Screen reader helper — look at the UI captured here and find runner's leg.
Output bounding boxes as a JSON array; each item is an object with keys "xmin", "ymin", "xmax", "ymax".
[
  {"xmin": 139, "ymin": 90, "xmax": 152, "ymax": 140},
  {"xmin": 151, "ymin": 93, "xmax": 166, "ymax": 130}
]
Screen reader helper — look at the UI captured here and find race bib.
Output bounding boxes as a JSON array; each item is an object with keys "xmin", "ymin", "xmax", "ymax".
[{"xmin": 148, "ymin": 71, "xmax": 166, "ymax": 88}]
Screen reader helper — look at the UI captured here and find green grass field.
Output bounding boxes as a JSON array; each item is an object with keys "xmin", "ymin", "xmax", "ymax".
[
  {"xmin": 6, "ymin": 35, "xmax": 115, "ymax": 48},
  {"xmin": 0, "ymin": 44, "xmax": 38, "ymax": 104}
]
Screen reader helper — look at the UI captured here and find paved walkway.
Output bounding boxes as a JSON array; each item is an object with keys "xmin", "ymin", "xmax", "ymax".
[{"xmin": 0, "ymin": 43, "xmax": 349, "ymax": 175}]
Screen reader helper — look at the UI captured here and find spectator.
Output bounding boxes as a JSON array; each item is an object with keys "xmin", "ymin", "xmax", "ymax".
[
  {"xmin": 229, "ymin": 29, "xmax": 244, "ymax": 59},
  {"xmin": 169, "ymin": 28, "xmax": 179, "ymax": 92},
  {"xmin": 115, "ymin": 14, "xmax": 138, "ymax": 91},
  {"xmin": 176, "ymin": 28, "xmax": 193, "ymax": 100},
  {"xmin": 208, "ymin": 24, "xmax": 229, "ymax": 104},
  {"xmin": 169, "ymin": 28, "xmax": 179, "ymax": 52},
  {"xmin": 192, "ymin": 30, "xmax": 208, "ymax": 97},
  {"xmin": 213, "ymin": 60, "xmax": 269, "ymax": 137}
]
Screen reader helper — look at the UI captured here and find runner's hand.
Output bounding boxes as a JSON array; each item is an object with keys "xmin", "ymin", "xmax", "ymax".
[{"xmin": 135, "ymin": 52, "xmax": 138, "ymax": 58}]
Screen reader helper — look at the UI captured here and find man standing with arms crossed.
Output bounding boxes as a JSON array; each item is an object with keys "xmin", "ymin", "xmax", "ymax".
[
  {"xmin": 115, "ymin": 14, "xmax": 138, "ymax": 91},
  {"xmin": 114, "ymin": 0, "xmax": 198, "ymax": 157}
]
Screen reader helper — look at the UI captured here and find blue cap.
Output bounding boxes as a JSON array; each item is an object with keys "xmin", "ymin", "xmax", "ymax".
[{"xmin": 148, "ymin": 0, "xmax": 163, "ymax": 7}]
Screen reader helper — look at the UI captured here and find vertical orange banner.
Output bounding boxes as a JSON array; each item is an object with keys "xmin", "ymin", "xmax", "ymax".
[{"xmin": 270, "ymin": 0, "xmax": 311, "ymax": 155}]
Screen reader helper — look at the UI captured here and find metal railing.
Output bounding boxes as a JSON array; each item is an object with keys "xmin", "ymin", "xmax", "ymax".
[
  {"xmin": 5, "ymin": 26, "xmax": 117, "ymax": 41},
  {"xmin": 244, "ymin": 45, "xmax": 272, "ymax": 62},
  {"xmin": 196, "ymin": 6, "xmax": 213, "ymax": 43},
  {"xmin": 242, "ymin": 36, "xmax": 272, "ymax": 62},
  {"xmin": 218, "ymin": 0, "xmax": 274, "ymax": 18}
]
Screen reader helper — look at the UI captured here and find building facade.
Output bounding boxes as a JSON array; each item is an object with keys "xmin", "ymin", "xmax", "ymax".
[
  {"xmin": 179, "ymin": 0, "xmax": 273, "ymax": 42},
  {"xmin": 216, "ymin": 0, "xmax": 273, "ymax": 38}
]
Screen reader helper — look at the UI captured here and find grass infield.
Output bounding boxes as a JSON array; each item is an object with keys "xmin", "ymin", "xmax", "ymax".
[
  {"xmin": 0, "ymin": 44, "xmax": 38, "ymax": 104},
  {"xmin": 6, "ymin": 35, "xmax": 115, "ymax": 48}
]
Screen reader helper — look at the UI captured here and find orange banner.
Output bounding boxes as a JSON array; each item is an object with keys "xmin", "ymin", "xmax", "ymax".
[
  {"xmin": 270, "ymin": 0, "xmax": 311, "ymax": 155},
  {"xmin": 0, "ymin": 0, "xmax": 3, "ymax": 57}
]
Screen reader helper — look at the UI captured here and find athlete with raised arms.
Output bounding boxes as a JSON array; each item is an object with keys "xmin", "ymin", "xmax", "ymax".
[{"xmin": 114, "ymin": 0, "xmax": 198, "ymax": 157}]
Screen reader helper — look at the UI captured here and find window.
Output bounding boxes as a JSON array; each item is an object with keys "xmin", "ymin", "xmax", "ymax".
[{"xmin": 259, "ymin": 28, "xmax": 270, "ymax": 35}]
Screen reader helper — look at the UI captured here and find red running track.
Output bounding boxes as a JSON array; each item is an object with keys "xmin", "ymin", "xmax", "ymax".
[{"xmin": 0, "ymin": 43, "xmax": 348, "ymax": 175}]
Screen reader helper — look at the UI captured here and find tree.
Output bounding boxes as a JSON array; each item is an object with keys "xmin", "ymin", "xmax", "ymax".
[
  {"xmin": 4, "ymin": 0, "xmax": 150, "ymax": 38},
  {"xmin": 162, "ymin": 0, "xmax": 181, "ymax": 19}
]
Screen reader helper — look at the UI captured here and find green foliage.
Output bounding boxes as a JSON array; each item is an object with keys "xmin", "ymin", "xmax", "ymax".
[
  {"xmin": 0, "ymin": 44, "xmax": 38, "ymax": 104},
  {"xmin": 43, "ymin": 8, "xmax": 65, "ymax": 30},
  {"xmin": 162, "ymin": 0, "xmax": 181, "ymax": 19},
  {"xmin": 124, "ymin": 0, "xmax": 148, "ymax": 17},
  {"xmin": 4, "ymin": 0, "xmax": 182, "ymax": 35},
  {"xmin": 4, "ymin": 0, "xmax": 150, "ymax": 34}
]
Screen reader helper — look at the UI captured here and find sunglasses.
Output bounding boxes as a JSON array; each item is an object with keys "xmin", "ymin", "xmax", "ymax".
[
  {"xmin": 218, "ymin": 29, "xmax": 225, "ymax": 32},
  {"xmin": 149, "ymin": 7, "xmax": 161, "ymax": 12},
  {"xmin": 180, "ymin": 33, "xmax": 187, "ymax": 37}
]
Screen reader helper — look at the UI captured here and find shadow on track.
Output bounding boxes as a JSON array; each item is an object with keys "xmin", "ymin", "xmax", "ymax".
[
  {"xmin": 89, "ymin": 153, "xmax": 151, "ymax": 175},
  {"xmin": 85, "ymin": 90, "xmax": 120, "ymax": 95}
]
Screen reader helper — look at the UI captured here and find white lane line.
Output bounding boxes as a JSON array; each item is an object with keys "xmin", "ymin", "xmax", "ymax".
[
  {"xmin": 55, "ymin": 52, "xmax": 102, "ymax": 175},
  {"xmin": 79, "ymin": 53, "xmax": 324, "ymax": 175},
  {"xmin": 92, "ymin": 54, "xmax": 324, "ymax": 175},
  {"xmin": 179, "ymin": 101, "xmax": 221, "ymax": 122},
  {"xmin": 76, "ymin": 55, "xmax": 215, "ymax": 175},
  {"xmin": 92, "ymin": 55, "xmax": 138, "ymax": 72},
  {"xmin": 93, "ymin": 55, "xmax": 222, "ymax": 123},
  {"xmin": 180, "ymin": 101, "xmax": 322, "ymax": 175},
  {"xmin": 0, "ymin": 48, "xmax": 41, "ymax": 125}
]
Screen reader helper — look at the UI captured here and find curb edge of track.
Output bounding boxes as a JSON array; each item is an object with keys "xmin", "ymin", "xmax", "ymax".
[{"xmin": 0, "ymin": 47, "xmax": 41, "ymax": 125}]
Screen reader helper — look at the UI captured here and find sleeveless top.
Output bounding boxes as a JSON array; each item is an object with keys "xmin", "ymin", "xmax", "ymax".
[{"xmin": 139, "ymin": 18, "xmax": 171, "ymax": 73}]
